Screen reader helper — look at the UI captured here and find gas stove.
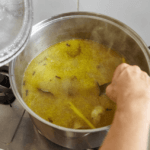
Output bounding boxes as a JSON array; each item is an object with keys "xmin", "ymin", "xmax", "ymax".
[{"xmin": 0, "ymin": 66, "xmax": 15, "ymax": 106}]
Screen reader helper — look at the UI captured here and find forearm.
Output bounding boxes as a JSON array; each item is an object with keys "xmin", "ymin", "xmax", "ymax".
[{"xmin": 100, "ymin": 105, "xmax": 149, "ymax": 150}]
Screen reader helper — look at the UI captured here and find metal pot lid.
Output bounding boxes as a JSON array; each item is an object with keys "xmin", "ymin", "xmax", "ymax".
[{"xmin": 0, "ymin": 0, "xmax": 33, "ymax": 66}]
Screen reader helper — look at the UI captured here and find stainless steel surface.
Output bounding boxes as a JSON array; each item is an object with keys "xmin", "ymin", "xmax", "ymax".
[
  {"xmin": 0, "ymin": 111, "xmax": 75, "ymax": 150},
  {"xmin": 9, "ymin": 12, "xmax": 150, "ymax": 149},
  {"xmin": 0, "ymin": 99, "xmax": 24, "ymax": 144},
  {"xmin": 0, "ymin": 0, "xmax": 33, "ymax": 66},
  {"xmin": 0, "ymin": 111, "xmax": 100, "ymax": 150},
  {"xmin": 31, "ymin": 115, "xmax": 107, "ymax": 149},
  {"xmin": 0, "ymin": 105, "xmax": 150, "ymax": 150}
]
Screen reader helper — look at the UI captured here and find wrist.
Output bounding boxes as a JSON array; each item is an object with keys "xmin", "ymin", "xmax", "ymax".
[{"xmin": 116, "ymin": 97, "xmax": 150, "ymax": 122}]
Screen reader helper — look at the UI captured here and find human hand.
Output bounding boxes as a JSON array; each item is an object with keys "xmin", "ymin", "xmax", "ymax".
[{"xmin": 106, "ymin": 63, "xmax": 150, "ymax": 114}]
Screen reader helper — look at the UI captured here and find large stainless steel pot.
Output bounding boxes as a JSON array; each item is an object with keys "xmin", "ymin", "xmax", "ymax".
[{"xmin": 9, "ymin": 12, "xmax": 150, "ymax": 149}]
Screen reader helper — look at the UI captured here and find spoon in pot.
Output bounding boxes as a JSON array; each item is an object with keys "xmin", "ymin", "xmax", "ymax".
[{"xmin": 97, "ymin": 82, "xmax": 111, "ymax": 96}]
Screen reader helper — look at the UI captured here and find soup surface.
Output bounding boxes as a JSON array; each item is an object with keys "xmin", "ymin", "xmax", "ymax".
[{"xmin": 22, "ymin": 39, "xmax": 125, "ymax": 129}]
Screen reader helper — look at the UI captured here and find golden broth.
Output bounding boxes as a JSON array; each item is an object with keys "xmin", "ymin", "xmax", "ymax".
[{"xmin": 22, "ymin": 39, "xmax": 125, "ymax": 129}]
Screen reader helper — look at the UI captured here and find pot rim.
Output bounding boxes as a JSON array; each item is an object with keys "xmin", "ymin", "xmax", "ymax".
[{"xmin": 9, "ymin": 11, "xmax": 150, "ymax": 133}]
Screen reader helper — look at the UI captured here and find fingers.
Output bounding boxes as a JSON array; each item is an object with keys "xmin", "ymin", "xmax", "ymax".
[
  {"xmin": 107, "ymin": 64, "xmax": 150, "ymax": 108},
  {"xmin": 107, "ymin": 63, "xmax": 129, "ymax": 102},
  {"xmin": 131, "ymin": 65, "xmax": 141, "ymax": 74},
  {"xmin": 140, "ymin": 71, "xmax": 150, "ymax": 85},
  {"xmin": 106, "ymin": 84, "xmax": 111, "ymax": 99},
  {"xmin": 112, "ymin": 63, "xmax": 129, "ymax": 81},
  {"xmin": 141, "ymin": 71, "xmax": 148, "ymax": 80},
  {"xmin": 106, "ymin": 84, "xmax": 116, "ymax": 103},
  {"xmin": 108, "ymin": 64, "xmax": 141, "ymax": 102}
]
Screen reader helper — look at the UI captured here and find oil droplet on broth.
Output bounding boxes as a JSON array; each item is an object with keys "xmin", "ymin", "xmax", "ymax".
[{"xmin": 22, "ymin": 39, "xmax": 125, "ymax": 129}]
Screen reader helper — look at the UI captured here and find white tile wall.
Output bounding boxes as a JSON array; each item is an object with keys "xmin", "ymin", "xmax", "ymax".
[
  {"xmin": 80, "ymin": 0, "xmax": 150, "ymax": 46},
  {"xmin": 32, "ymin": 0, "xmax": 77, "ymax": 24},
  {"xmin": 32, "ymin": 0, "xmax": 150, "ymax": 45}
]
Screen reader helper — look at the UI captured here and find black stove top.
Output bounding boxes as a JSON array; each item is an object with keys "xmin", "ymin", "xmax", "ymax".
[{"xmin": 0, "ymin": 66, "xmax": 15, "ymax": 106}]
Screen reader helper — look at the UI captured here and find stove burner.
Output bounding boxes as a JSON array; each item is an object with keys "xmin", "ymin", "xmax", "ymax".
[{"xmin": 0, "ymin": 66, "xmax": 15, "ymax": 106}]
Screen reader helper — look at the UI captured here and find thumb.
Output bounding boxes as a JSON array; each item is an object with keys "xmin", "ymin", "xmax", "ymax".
[{"xmin": 106, "ymin": 84, "xmax": 116, "ymax": 103}]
